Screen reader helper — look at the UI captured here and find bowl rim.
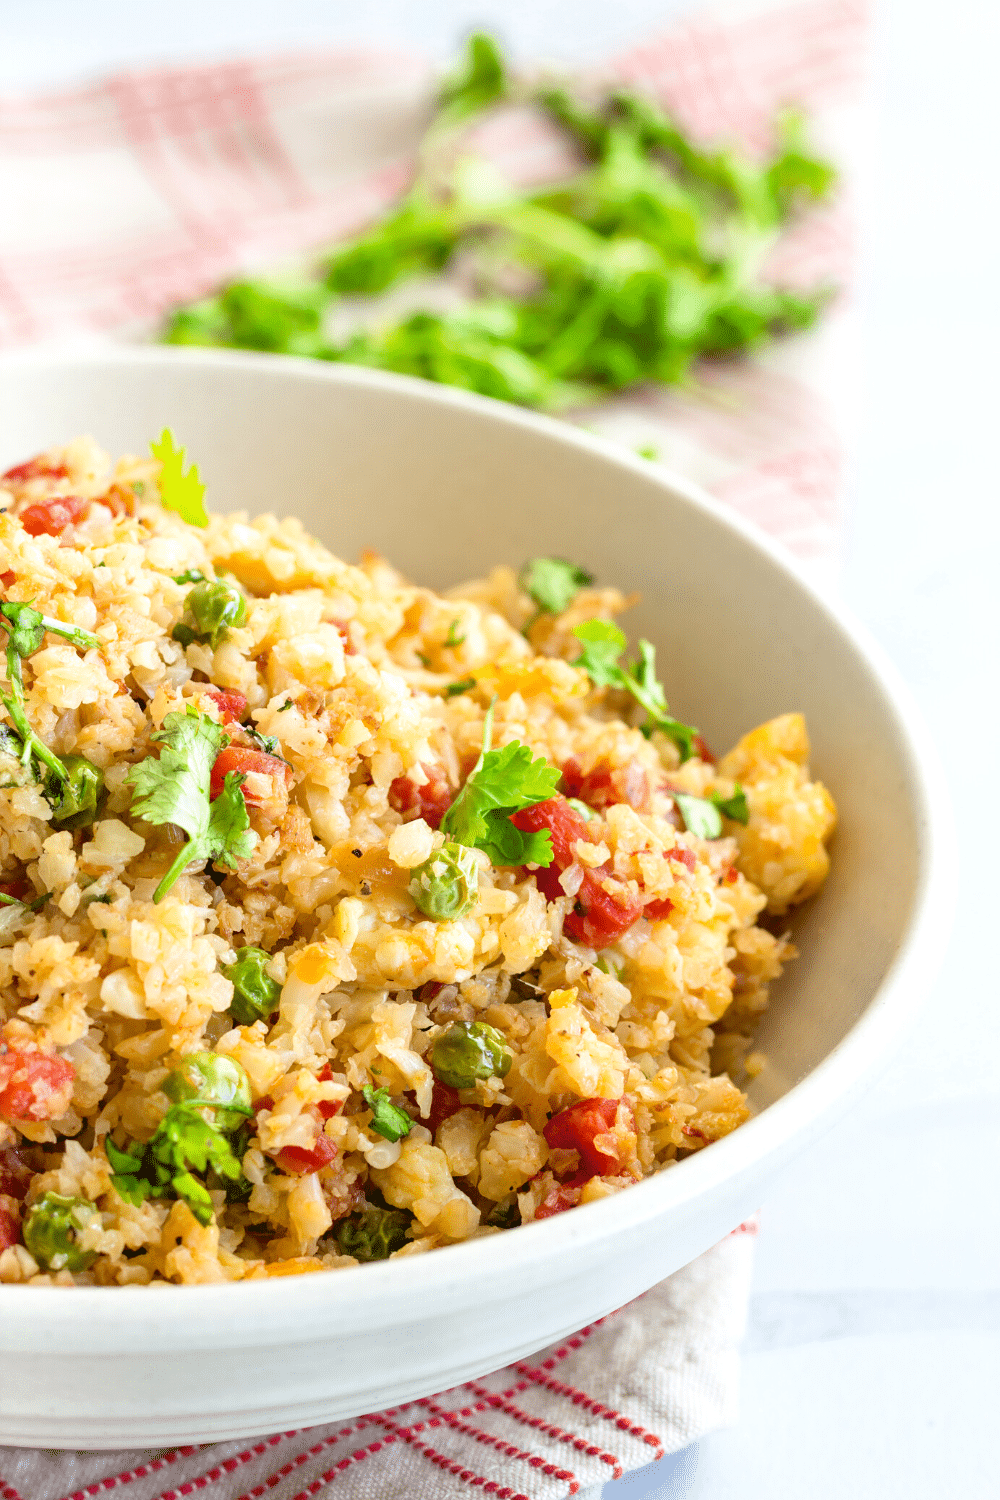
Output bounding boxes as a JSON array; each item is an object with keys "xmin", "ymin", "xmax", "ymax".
[{"xmin": 0, "ymin": 346, "xmax": 957, "ymax": 1340}]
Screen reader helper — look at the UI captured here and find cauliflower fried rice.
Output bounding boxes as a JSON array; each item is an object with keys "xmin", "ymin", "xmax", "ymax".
[{"xmin": 0, "ymin": 436, "xmax": 836, "ymax": 1286}]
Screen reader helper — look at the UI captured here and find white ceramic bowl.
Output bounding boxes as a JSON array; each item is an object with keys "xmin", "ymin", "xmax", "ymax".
[{"xmin": 0, "ymin": 349, "xmax": 953, "ymax": 1448}]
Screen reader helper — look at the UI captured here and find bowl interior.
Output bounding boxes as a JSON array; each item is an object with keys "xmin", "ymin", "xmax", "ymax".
[{"xmin": 0, "ymin": 351, "xmax": 926, "ymax": 1113}]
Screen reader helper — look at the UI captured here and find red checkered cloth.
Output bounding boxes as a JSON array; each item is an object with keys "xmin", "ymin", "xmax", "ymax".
[{"xmin": 0, "ymin": 2, "xmax": 863, "ymax": 1494}]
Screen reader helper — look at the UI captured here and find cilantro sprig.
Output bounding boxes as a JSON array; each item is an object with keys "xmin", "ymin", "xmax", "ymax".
[
  {"xmin": 125, "ymin": 708, "xmax": 257, "ymax": 902},
  {"xmin": 518, "ymin": 558, "xmax": 594, "ymax": 630},
  {"xmin": 150, "ymin": 430, "xmax": 208, "ymax": 528},
  {"xmin": 440, "ymin": 699, "xmax": 561, "ymax": 866},
  {"xmin": 674, "ymin": 787, "xmax": 749, "ymax": 840},
  {"xmin": 362, "ymin": 1084, "xmax": 414, "ymax": 1143},
  {"xmin": 163, "ymin": 36, "xmax": 835, "ymax": 410},
  {"xmin": 0, "ymin": 641, "xmax": 68, "ymax": 785},
  {"xmin": 107, "ymin": 1102, "xmax": 249, "ymax": 1226},
  {"xmin": 572, "ymin": 619, "xmax": 699, "ymax": 761},
  {"xmin": 1, "ymin": 601, "xmax": 100, "ymax": 656}
]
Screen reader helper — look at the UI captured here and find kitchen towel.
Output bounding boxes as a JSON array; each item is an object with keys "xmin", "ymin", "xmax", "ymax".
[
  {"xmin": 0, "ymin": 1, "xmax": 863, "ymax": 1494},
  {"xmin": 0, "ymin": 1224, "xmax": 757, "ymax": 1500}
]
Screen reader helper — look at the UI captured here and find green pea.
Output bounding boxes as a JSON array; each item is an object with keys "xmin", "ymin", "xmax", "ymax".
[
  {"xmin": 430, "ymin": 1020, "xmax": 513, "ymax": 1090},
  {"xmin": 162, "ymin": 1050, "xmax": 252, "ymax": 1132},
  {"xmin": 334, "ymin": 1205, "xmax": 411, "ymax": 1262},
  {"xmin": 23, "ymin": 1191, "xmax": 101, "ymax": 1273},
  {"xmin": 177, "ymin": 579, "xmax": 247, "ymax": 649},
  {"xmin": 46, "ymin": 755, "xmax": 105, "ymax": 831},
  {"xmin": 221, "ymin": 946, "xmax": 281, "ymax": 1026},
  {"xmin": 408, "ymin": 841, "xmax": 479, "ymax": 922}
]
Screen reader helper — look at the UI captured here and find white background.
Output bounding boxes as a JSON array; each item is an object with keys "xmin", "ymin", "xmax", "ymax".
[{"xmin": 2, "ymin": 2, "xmax": 998, "ymax": 1496}]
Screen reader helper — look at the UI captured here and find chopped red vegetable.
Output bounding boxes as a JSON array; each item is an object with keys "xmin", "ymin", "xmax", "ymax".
[
  {"xmin": 210, "ymin": 746, "xmax": 292, "ymax": 806},
  {"xmin": 0, "ymin": 1044, "xmax": 75, "ymax": 1122},
  {"xmin": 534, "ymin": 1176, "xmax": 586, "ymax": 1219},
  {"xmin": 276, "ymin": 1132, "xmax": 337, "ymax": 1176},
  {"xmin": 388, "ymin": 764, "xmax": 453, "ymax": 829},
  {"xmin": 561, "ymin": 756, "xmax": 649, "ymax": 812},
  {"xmin": 0, "ymin": 1206, "xmax": 20, "ymax": 1252},
  {"xmin": 426, "ymin": 1080, "xmax": 464, "ymax": 1133},
  {"xmin": 203, "ymin": 687, "xmax": 248, "ymax": 725},
  {"xmin": 510, "ymin": 796, "xmax": 644, "ymax": 947},
  {"xmin": 644, "ymin": 896, "xmax": 674, "ymax": 919},
  {"xmin": 543, "ymin": 1097, "xmax": 622, "ymax": 1178},
  {"xmin": 2, "ymin": 455, "xmax": 68, "ymax": 484},
  {"xmin": 19, "ymin": 494, "xmax": 89, "ymax": 538},
  {"xmin": 0, "ymin": 1143, "xmax": 33, "ymax": 1199}
]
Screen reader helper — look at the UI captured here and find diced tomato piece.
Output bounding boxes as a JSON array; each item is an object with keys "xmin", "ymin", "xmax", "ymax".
[
  {"xmin": 0, "ymin": 1206, "xmax": 20, "ymax": 1252},
  {"xmin": 19, "ymin": 494, "xmax": 89, "ymax": 538},
  {"xmin": 253, "ymin": 1094, "xmax": 275, "ymax": 1115},
  {"xmin": 645, "ymin": 896, "xmax": 674, "ymax": 919},
  {"xmin": 561, "ymin": 756, "xmax": 649, "ymax": 812},
  {"xmin": 210, "ymin": 746, "xmax": 292, "ymax": 806},
  {"xmin": 0, "ymin": 879, "xmax": 28, "ymax": 902},
  {"xmin": 544, "ymin": 1097, "xmax": 622, "ymax": 1178},
  {"xmin": 512, "ymin": 796, "xmax": 590, "ymax": 873},
  {"xmin": 511, "ymin": 796, "xmax": 644, "ymax": 947},
  {"xmin": 332, "ymin": 620, "xmax": 356, "ymax": 656},
  {"xmin": 0, "ymin": 571, "xmax": 15, "ymax": 589},
  {"xmin": 276, "ymin": 1133, "xmax": 337, "ymax": 1176},
  {"xmin": 388, "ymin": 764, "xmax": 453, "ymax": 830},
  {"xmin": 670, "ymin": 846, "xmax": 696, "ymax": 872},
  {"xmin": 315, "ymin": 1063, "xmax": 342, "ymax": 1120},
  {"xmin": 0, "ymin": 1045, "xmax": 75, "ymax": 1122},
  {"xmin": 682, "ymin": 1125, "xmax": 709, "ymax": 1143},
  {"xmin": 204, "ymin": 687, "xmax": 248, "ymax": 725},
  {"xmin": 0, "ymin": 1144, "xmax": 33, "ymax": 1199},
  {"xmin": 724, "ymin": 866, "xmax": 738, "ymax": 885},
  {"xmin": 693, "ymin": 735, "xmax": 715, "ymax": 764},
  {"xmin": 426, "ymin": 1080, "xmax": 463, "ymax": 1134},
  {"xmin": 2, "ymin": 455, "xmax": 68, "ymax": 484},
  {"xmin": 534, "ymin": 1175, "xmax": 586, "ymax": 1220},
  {"xmin": 565, "ymin": 873, "xmax": 644, "ymax": 947}
]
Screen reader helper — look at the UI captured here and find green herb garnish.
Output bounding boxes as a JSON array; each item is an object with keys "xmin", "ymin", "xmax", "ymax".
[
  {"xmin": 362, "ymin": 1084, "xmax": 414, "ymax": 1143},
  {"xmin": 674, "ymin": 786, "xmax": 749, "ymax": 839},
  {"xmin": 518, "ymin": 557, "xmax": 593, "ymax": 632},
  {"xmin": 125, "ymin": 707, "xmax": 256, "ymax": 902},
  {"xmin": 572, "ymin": 619, "xmax": 698, "ymax": 760},
  {"xmin": 107, "ymin": 1102, "xmax": 247, "ymax": 1226},
  {"xmin": 150, "ymin": 429, "xmax": 208, "ymax": 527},
  {"xmin": 445, "ymin": 676, "xmax": 476, "ymax": 698},
  {"xmin": 440, "ymin": 699, "xmax": 560, "ymax": 866}
]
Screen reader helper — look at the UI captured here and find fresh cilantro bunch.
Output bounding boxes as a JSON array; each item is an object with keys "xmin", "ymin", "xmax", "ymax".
[
  {"xmin": 106, "ymin": 1102, "xmax": 249, "ymax": 1227},
  {"xmin": 573, "ymin": 619, "xmax": 698, "ymax": 761},
  {"xmin": 125, "ymin": 708, "xmax": 257, "ymax": 902},
  {"xmin": 440, "ymin": 700, "xmax": 561, "ymax": 866},
  {"xmin": 162, "ymin": 35, "xmax": 836, "ymax": 410},
  {"xmin": 150, "ymin": 430, "xmax": 208, "ymax": 527}
]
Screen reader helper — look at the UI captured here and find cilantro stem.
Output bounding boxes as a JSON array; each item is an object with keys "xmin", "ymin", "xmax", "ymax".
[
  {"xmin": 1, "ymin": 645, "xmax": 68, "ymax": 784},
  {"xmin": 153, "ymin": 838, "xmax": 204, "ymax": 905}
]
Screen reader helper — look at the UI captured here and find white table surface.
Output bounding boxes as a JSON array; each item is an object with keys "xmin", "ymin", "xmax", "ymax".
[{"xmin": 3, "ymin": 2, "xmax": 998, "ymax": 1496}]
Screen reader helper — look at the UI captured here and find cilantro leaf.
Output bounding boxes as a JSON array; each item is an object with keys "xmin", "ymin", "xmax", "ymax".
[
  {"xmin": 518, "ymin": 557, "xmax": 594, "ymax": 617},
  {"xmin": 673, "ymin": 792, "xmax": 723, "ymax": 840},
  {"xmin": 673, "ymin": 784, "xmax": 749, "ymax": 839},
  {"xmin": 711, "ymin": 786, "xmax": 749, "ymax": 824},
  {"xmin": 1, "ymin": 645, "xmax": 67, "ymax": 784},
  {"xmin": 1, "ymin": 600, "xmax": 100, "ymax": 654},
  {"xmin": 438, "ymin": 32, "xmax": 508, "ymax": 121},
  {"xmin": 362, "ymin": 1084, "xmax": 414, "ymax": 1143},
  {"xmin": 572, "ymin": 618, "xmax": 626, "ymax": 687},
  {"xmin": 172, "ymin": 568, "xmax": 206, "ymax": 585},
  {"xmin": 125, "ymin": 707, "xmax": 257, "ymax": 902},
  {"xmin": 445, "ymin": 676, "xmax": 476, "ymax": 698},
  {"xmin": 444, "ymin": 618, "xmax": 466, "ymax": 648},
  {"xmin": 109, "ymin": 1103, "xmax": 247, "ymax": 1226},
  {"xmin": 572, "ymin": 622, "xmax": 698, "ymax": 761},
  {"xmin": 440, "ymin": 702, "xmax": 560, "ymax": 866},
  {"xmin": 150, "ymin": 429, "xmax": 208, "ymax": 528}
]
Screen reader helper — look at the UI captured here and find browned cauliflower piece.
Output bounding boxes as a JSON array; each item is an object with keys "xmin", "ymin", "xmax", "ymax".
[{"xmin": 717, "ymin": 713, "xmax": 836, "ymax": 915}]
